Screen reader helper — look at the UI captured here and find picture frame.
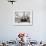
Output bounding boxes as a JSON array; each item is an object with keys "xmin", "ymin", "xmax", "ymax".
[{"xmin": 13, "ymin": 10, "xmax": 33, "ymax": 26}]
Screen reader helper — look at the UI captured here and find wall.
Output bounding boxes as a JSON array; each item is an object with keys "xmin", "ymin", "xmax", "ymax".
[{"xmin": 0, "ymin": 0, "xmax": 46, "ymax": 41}]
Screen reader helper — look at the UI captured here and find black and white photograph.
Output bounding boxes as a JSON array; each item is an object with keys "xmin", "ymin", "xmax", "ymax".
[{"xmin": 14, "ymin": 10, "xmax": 32, "ymax": 26}]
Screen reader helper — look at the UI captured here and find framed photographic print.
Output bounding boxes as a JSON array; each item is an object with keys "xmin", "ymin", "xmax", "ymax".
[{"xmin": 13, "ymin": 10, "xmax": 33, "ymax": 26}]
